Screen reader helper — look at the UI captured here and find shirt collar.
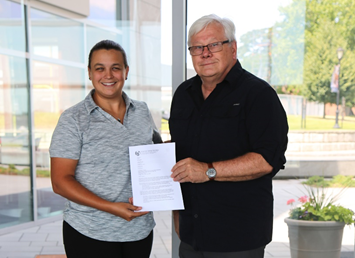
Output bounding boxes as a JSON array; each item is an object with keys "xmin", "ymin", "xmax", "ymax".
[
  {"xmin": 224, "ymin": 59, "xmax": 244, "ymax": 85},
  {"xmin": 84, "ymin": 89, "xmax": 135, "ymax": 115}
]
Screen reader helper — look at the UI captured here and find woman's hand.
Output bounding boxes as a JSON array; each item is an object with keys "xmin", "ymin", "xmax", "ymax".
[{"xmin": 109, "ymin": 201, "xmax": 149, "ymax": 221}]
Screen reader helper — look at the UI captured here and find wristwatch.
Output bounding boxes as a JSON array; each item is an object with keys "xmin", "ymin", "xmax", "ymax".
[{"xmin": 206, "ymin": 163, "xmax": 216, "ymax": 181}]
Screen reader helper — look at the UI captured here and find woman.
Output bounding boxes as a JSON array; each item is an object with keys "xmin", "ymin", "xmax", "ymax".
[{"xmin": 49, "ymin": 40, "xmax": 162, "ymax": 257}]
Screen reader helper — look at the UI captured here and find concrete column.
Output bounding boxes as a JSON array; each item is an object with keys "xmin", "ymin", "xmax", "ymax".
[{"xmin": 171, "ymin": 0, "xmax": 186, "ymax": 257}]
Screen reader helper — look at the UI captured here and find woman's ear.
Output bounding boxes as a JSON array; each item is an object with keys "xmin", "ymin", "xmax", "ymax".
[
  {"xmin": 88, "ymin": 67, "xmax": 92, "ymax": 80},
  {"xmin": 125, "ymin": 66, "xmax": 129, "ymax": 80}
]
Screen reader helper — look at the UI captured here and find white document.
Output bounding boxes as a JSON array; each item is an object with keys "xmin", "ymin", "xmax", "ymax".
[{"xmin": 129, "ymin": 142, "xmax": 184, "ymax": 212}]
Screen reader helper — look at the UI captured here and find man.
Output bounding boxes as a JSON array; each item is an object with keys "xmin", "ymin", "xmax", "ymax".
[{"xmin": 169, "ymin": 14, "xmax": 288, "ymax": 257}]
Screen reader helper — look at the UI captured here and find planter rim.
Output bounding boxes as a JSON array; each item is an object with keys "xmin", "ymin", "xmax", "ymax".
[{"xmin": 284, "ymin": 217, "xmax": 345, "ymax": 227}]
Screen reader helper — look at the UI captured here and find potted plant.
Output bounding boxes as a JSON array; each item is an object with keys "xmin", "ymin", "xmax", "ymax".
[{"xmin": 284, "ymin": 177, "xmax": 355, "ymax": 258}]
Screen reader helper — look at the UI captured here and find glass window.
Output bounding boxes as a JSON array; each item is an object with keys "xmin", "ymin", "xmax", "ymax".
[
  {"xmin": 0, "ymin": 0, "xmax": 26, "ymax": 52},
  {"xmin": 30, "ymin": 8, "xmax": 84, "ymax": 63},
  {"xmin": 160, "ymin": 0, "xmax": 172, "ymax": 141},
  {"xmin": 32, "ymin": 60, "xmax": 85, "ymax": 219},
  {"xmin": 186, "ymin": 0, "xmax": 298, "ymax": 81},
  {"xmin": 0, "ymin": 0, "xmax": 165, "ymax": 231},
  {"xmin": 0, "ymin": 54, "xmax": 32, "ymax": 228},
  {"xmin": 88, "ymin": 0, "xmax": 118, "ymax": 28},
  {"xmin": 86, "ymin": 25, "xmax": 123, "ymax": 60}
]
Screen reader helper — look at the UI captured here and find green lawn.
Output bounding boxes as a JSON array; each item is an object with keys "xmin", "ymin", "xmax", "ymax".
[
  {"xmin": 288, "ymin": 115, "xmax": 355, "ymax": 130},
  {"xmin": 3, "ymin": 113, "xmax": 354, "ymax": 132},
  {"xmin": 161, "ymin": 118, "xmax": 169, "ymax": 132}
]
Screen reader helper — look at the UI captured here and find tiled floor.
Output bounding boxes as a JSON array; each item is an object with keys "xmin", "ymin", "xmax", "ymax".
[{"xmin": 0, "ymin": 180, "xmax": 354, "ymax": 258}]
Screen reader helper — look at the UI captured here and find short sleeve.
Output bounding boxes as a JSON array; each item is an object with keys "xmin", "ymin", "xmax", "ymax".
[{"xmin": 49, "ymin": 111, "xmax": 82, "ymax": 160}]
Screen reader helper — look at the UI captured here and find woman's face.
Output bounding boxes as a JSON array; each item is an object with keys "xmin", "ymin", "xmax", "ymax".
[{"xmin": 88, "ymin": 48, "xmax": 129, "ymax": 100}]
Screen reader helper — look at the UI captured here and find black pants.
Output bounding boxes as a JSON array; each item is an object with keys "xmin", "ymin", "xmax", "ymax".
[
  {"xmin": 63, "ymin": 221, "xmax": 153, "ymax": 258},
  {"xmin": 179, "ymin": 241, "xmax": 265, "ymax": 258}
]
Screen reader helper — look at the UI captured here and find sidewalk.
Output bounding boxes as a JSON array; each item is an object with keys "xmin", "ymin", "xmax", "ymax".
[{"xmin": 0, "ymin": 180, "xmax": 354, "ymax": 258}]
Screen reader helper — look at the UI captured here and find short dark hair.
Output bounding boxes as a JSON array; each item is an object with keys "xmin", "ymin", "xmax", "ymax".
[{"xmin": 88, "ymin": 40, "xmax": 128, "ymax": 69}]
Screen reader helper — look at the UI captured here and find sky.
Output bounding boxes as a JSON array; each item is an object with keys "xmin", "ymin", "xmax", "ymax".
[{"xmin": 161, "ymin": 0, "xmax": 292, "ymax": 67}]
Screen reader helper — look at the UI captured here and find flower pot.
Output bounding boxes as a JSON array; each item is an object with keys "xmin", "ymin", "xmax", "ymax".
[{"xmin": 284, "ymin": 218, "xmax": 345, "ymax": 258}]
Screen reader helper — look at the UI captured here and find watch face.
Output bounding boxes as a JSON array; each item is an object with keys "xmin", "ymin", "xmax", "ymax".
[{"xmin": 206, "ymin": 168, "xmax": 216, "ymax": 178}]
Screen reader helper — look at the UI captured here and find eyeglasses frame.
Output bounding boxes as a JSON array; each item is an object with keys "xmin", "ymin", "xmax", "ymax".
[{"xmin": 188, "ymin": 40, "xmax": 230, "ymax": 56}]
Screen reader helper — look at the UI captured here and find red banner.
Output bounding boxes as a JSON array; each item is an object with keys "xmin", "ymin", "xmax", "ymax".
[{"xmin": 330, "ymin": 64, "xmax": 340, "ymax": 93}]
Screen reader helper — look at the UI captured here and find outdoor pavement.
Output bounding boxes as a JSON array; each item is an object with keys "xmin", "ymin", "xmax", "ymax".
[{"xmin": 0, "ymin": 179, "xmax": 354, "ymax": 258}]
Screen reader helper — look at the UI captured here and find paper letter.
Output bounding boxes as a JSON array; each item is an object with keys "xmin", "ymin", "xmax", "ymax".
[{"xmin": 129, "ymin": 142, "xmax": 184, "ymax": 211}]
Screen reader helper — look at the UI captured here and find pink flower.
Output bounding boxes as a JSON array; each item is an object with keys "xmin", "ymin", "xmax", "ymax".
[
  {"xmin": 287, "ymin": 199, "xmax": 295, "ymax": 205},
  {"xmin": 298, "ymin": 195, "xmax": 309, "ymax": 203}
]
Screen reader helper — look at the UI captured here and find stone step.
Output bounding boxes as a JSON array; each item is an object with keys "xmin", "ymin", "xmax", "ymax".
[
  {"xmin": 288, "ymin": 131, "xmax": 355, "ymax": 143},
  {"xmin": 287, "ymin": 142, "xmax": 355, "ymax": 152}
]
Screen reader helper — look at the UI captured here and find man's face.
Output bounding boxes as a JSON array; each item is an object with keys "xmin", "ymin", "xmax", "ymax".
[{"xmin": 190, "ymin": 22, "xmax": 237, "ymax": 83}]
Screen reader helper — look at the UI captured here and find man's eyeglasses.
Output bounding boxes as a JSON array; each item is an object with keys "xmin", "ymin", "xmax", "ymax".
[{"xmin": 188, "ymin": 40, "xmax": 230, "ymax": 56}]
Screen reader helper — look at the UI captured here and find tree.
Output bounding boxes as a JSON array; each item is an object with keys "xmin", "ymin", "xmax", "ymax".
[
  {"xmin": 238, "ymin": 28, "xmax": 272, "ymax": 84},
  {"xmin": 239, "ymin": 0, "xmax": 355, "ymax": 108},
  {"xmin": 302, "ymin": 0, "xmax": 355, "ymax": 108},
  {"xmin": 271, "ymin": 0, "xmax": 306, "ymax": 88}
]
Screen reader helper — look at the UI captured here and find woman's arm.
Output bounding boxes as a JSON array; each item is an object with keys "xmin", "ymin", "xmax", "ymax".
[{"xmin": 51, "ymin": 157, "xmax": 148, "ymax": 221}]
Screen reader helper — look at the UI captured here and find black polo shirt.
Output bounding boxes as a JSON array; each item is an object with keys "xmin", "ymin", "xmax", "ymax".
[{"xmin": 169, "ymin": 60, "xmax": 288, "ymax": 252}]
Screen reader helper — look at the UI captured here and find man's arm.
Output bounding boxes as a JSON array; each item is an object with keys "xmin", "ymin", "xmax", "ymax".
[{"xmin": 170, "ymin": 153, "xmax": 272, "ymax": 183}]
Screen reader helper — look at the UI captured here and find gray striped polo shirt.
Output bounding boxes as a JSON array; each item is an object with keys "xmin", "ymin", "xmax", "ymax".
[{"xmin": 49, "ymin": 89, "xmax": 162, "ymax": 242}]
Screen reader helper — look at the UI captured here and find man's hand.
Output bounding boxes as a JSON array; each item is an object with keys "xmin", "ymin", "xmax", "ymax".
[{"xmin": 171, "ymin": 158, "xmax": 209, "ymax": 183}]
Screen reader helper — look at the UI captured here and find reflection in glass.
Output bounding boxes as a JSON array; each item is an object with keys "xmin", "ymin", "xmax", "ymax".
[
  {"xmin": 32, "ymin": 61, "xmax": 85, "ymax": 219},
  {"xmin": 88, "ymin": 0, "xmax": 118, "ymax": 28},
  {"xmin": 186, "ymin": 0, "xmax": 304, "ymax": 85},
  {"xmin": 30, "ymin": 8, "xmax": 84, "ymax": 63},
  {"xmin": 0, "ymin": 54, "xmax": 32, "ymax": 228},
  {"xmin": 269, "ymin": 0, "xmax": 305, "ymax": 86},
  {"xmin": 86, "ymin": 25, "xmax": 123, "ymax": 60},
  {"xmin": 0, "ymin": 0, "xmax": 26, "ymax": 52}
]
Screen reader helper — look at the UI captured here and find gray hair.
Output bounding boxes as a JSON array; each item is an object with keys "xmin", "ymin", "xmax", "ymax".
[{"xmin": 188, "ymin": 14, "xmax": 236, "ymax": 46}]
